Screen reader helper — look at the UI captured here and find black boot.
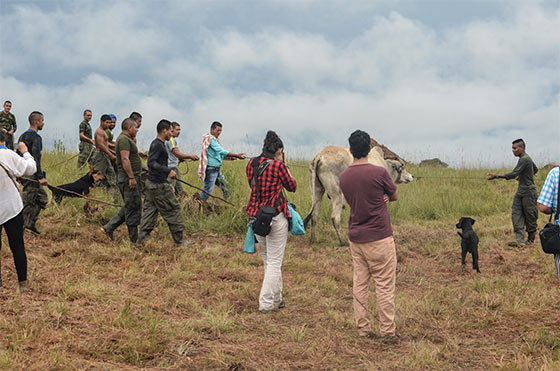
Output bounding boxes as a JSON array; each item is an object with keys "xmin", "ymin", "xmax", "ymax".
[
  {"xmin": 127, "ymin": 225, "xmax": 138, "ymax": 243},
  {"xmin": 137, "ymin": 231, "xmax": 149, "ymax": 245},
  {"xmin": 527, "ymin": 232, "xmax": 536, "ymax": 244}
]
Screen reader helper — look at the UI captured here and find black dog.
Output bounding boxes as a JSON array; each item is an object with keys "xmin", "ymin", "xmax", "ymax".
[
  {"xmin": 48, "ymin": 170, "xmax": 104, "ymax": 204},
  {"xmin": 456, "ymin": 217, "xmax": 480, "ymax": 273}
]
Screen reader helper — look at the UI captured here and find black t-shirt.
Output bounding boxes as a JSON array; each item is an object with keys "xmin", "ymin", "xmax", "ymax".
[
  {"xmin": 147, "ymin": 138, "xmax": 171, "ymax": 183},
  {"xmin": 18, "ymin": 129, "xmax": 44, "ymax": 179}
]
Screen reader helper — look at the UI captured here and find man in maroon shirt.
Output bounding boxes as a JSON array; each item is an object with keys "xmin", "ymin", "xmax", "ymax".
[{"xmin": 339, "ymin": 130, "xmax": 399, "ymax": 343}]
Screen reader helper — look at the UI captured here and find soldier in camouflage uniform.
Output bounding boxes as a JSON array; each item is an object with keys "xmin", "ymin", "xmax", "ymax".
[
  {"xmin": 91, "ymin": 114, "xmax": 118, "ymax": 200},
  {"xmin": 0, "ymin": 101, "xmax": 17, "ymax": 150},
  {"xmin": 488, "ymin": 138, "xmax": 539, "ymax": 246},
  {"xmin": 107, "ymin": 114, "xmax": 117, "ymax": 173},
  {"xmin": 18, "ymin": 111, "xmax": 48, "ymax": 235},
  {"xmin": 138, "ymin": 120, "xmax": 193, "ymax": 247},
  {"xmin": 78, "ymin": 109, "xmax": 95, "ymax": 167},
  {"xmin": 102, "ymin": 118, "xmax": 142, "ymax": 243}
]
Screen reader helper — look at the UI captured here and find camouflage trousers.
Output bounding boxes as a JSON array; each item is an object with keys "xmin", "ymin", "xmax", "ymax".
[
  {"xmin": 91, "ymin": 151, "xmax": 118, "ymax": 201},
  {"xmin": 139, "ymin": 179, "xmax": 185, "ymax": 244},
  {"xmin": 105, "ymin": 173, "xmax": 143, "ymax": 232},
  {"xmin": 21, "ymin": 179, "xmax": 48, "ymax": 229},
  {"xmin": 169, "ymin": 166, "xmax": 184, "ymax": 196},
  {"xmin": 512, "ymin": 190, "xmax": 538, "ymax": 243},
  {"xmin": 77, "ymin": 141, "xmax": 94, "ymax": 167}
]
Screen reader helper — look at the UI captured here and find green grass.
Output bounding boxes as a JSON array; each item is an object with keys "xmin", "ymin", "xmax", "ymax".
[{"xmin": 0, "ymin": 149, "xmax": 558, "ymax": 369}]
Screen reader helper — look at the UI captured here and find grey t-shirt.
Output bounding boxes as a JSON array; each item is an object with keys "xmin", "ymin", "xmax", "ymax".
[{"xmin": 165, "ymin": 138, "xmax": 179, "ymax": 168}]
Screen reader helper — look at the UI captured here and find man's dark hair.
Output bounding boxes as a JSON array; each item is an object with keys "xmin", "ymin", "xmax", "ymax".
[
  {"xmin": 4, "ymin": 100, "xmax": 11, "ymax": 105},
  {"xmin": 211, "ymin": 121, "xmax": 222, "ymax": 130},
  {"xmin": 157, "ymin": 119, "xmax": 172, "ymax": 133},
  {"xmin": 28, "ymin": 111, "xmax": 43, "ymax": 125},
  {"xmin": 0, "ymin": 130, "xmax": 8, "ymax": 143},
  {"xmin": 122, "ymin": 118, "xmax": 136, "ymax": 131},
  {"xmin": 348, "ymin": 130, "xmax": 371, "ymax": 159},
  {"xmin": 262, "ymin": 131, "xmax": 283, "ymax": 155},
  {"xmin": 100, "ymin": 114, "xmax": 112, "ymax": 122},
  {"xmin": 83, "ymin": 109, "xmax": 92, "ymax": 115},
  {"xmin": 512, "ymin": 138, "xmax": 525, "ymax": 148},
  {"xmin": 129, "ymin": 112, "xmax": 142, "ymax": 121},
  {"xmin": 171, "ymin": 121, "xmax": 180, "ymax": 128}
]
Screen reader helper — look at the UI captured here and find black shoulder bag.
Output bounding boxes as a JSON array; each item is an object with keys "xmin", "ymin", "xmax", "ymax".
[
  {"xmin": 250, "ymin": 159, "xmax": 279, "ymax": 236},
  {"xmin": 540, "ymin": 173, "xmax": 560, "ymax": 254}
]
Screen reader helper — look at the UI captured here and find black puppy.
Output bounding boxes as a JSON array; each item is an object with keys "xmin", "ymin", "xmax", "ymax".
[
  {"xmin": 456, "ymin": 217, "xmax": 480, "ymax": 273},
  {"xmin": 48, "ymin": 169, "xmax": 104, "ymax": 204}
]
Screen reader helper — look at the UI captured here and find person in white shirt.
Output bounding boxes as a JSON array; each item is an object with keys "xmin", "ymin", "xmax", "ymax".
[{"xmin": 0, "ymin": 131, "xmax": 37, "ymax": 292}]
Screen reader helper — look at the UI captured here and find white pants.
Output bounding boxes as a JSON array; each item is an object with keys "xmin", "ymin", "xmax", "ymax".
[{"xmin": 256, "ymin": 213, "xmax": 289, "ymax": 311}]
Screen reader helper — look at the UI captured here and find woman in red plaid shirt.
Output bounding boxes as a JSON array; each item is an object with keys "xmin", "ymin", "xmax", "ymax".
[{"xmin": 246, "ymin": 131, "xmax": 297, "ymax": 313}]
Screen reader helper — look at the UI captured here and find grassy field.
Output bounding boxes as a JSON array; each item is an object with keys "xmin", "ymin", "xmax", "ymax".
[{"xmin": 0, "ymin": 151, "xmax": 559, "ymax": 370}]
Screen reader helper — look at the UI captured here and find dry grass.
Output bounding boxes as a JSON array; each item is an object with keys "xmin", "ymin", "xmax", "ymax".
[{"xmin": 0, "ymin": 152, "xmax": 558, "ymax": 370}]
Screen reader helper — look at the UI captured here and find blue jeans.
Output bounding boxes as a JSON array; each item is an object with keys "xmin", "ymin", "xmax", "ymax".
[{"xmin": 201, "ymin": 167, "xmax": 231, "ymax": 200}]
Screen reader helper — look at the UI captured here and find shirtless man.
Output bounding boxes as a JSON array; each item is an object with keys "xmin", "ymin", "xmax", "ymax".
[{"xmin": 91, "ymin": 114, "xmax": 117, "ymax": 197}]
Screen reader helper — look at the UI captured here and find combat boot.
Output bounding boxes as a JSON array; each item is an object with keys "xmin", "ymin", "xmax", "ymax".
[
  {"xmin": 127, "ymin": 225, "xmax": 138, "ymax": 243},
  {"xmin": 172, "ymin": 231, "xmax": 195, "ymax": 247},
  {"xmin": 526, "ymin": 232, "xmax": 536, "ymax": 245}
]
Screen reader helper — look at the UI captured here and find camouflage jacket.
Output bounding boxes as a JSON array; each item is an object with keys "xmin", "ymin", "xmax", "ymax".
[{"xmin": 0, "ymin": 112, "xmax": 17, "ymax": 133}]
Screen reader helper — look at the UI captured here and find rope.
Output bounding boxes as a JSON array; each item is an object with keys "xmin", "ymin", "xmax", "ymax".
[
  {"xmin": 415, "ymin": 175, "xmax": 547, "ymax": 185},
  {"xmin": 242, "ymin": 156, "xmax": 308, "ymax": 169},
  {"xmin": 79, "ymin": 146, "xmax": 96, "ymax": 169},
  {"xmin": 180, "ymin": 161, "xmax": 190, "ymax": 176},
  {"xmin": 175, "ymin": 178, "xmax": 235, "ymax": 206},
  {"xmin": 415, "ymin": 176, "xmax": 487, "ymax": 180},
  {"xmin": 48, "ymin": 153, "xmax": 79, "ymax": 169},
  {"xmin": 21, "ymin": 176, "xmax": 123, "ymax": 208}
]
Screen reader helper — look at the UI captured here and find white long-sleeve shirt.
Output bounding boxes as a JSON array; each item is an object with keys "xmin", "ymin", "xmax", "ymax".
[{"xmin": 0, "ymin": 148, "xmax": 37, "ymax": 224}]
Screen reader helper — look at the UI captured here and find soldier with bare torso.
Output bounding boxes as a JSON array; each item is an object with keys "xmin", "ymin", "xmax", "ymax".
[{"xmin": 91, "ymin": 114, "xmax": 117, "ymax": 198}]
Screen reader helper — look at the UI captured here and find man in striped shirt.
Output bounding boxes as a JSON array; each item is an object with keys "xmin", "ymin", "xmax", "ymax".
[{"xmin": 537, "ymin": 166, "xmax": 560, "ymax": 279}]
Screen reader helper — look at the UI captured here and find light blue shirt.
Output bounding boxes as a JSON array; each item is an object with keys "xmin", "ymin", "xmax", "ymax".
[
  {"xmin": 538, "ymin": 167, "xmax": 559, "ymax": 226},
  {"xmin": 207, "ymin": 137, "xmax": 229, "ymax": 167},
  {"xmin": 537, "ymin": 166, "xmax": 560, "ymax": 279}
]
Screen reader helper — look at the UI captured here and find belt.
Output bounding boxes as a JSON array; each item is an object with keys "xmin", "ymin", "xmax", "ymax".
[{"xmin": 207, "ymin": 166, "xmax": 221, "ymax": 170}]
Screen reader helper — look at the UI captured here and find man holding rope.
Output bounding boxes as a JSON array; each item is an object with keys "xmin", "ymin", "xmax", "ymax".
[
  {"xmin": 18, "ymin": 111, "xmax": 48, "ymax": 235},
  {"xmin": 102, "ymin": 119, "xmax": 143, "ymax": 243},
  {"xmin": 488, "ymin": 139, "xmax": 539, "ymax": 247},
  {"xmin": 166, "ymin": 122, "xmax": 199, "ymax": 196},
  {"xmin": 77, "ymin": 109, "xmax": 95, "ymax": 167},
  {"xmin": 138, "ymin": 120, "xmax": 193, "ymax": 247},
  {"xmin": 198, "ymin": 121, "xmax": 245, "ymax": 201},
  {"xmin": 91, "ymin": 114, "xmax": 118, "ymax": 201}
]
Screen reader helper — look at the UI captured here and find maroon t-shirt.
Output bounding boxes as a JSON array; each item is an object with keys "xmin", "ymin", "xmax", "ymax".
[{"xmin": 339, "ymin": 163, "xmax": 397, "ymax": 243}]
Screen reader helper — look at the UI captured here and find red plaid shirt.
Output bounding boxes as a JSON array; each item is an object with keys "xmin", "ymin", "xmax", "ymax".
[{"xmin": 245, "ymin": 156, "xmax": 297, "ymax": 218}]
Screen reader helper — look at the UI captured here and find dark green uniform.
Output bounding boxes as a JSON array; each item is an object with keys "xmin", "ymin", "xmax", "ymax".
[
  {"xmin": 505, "ymin": 153, "xmax": 539, "ymax": 243},
  {"xmin": 105, "ymin": 128, "xmax": 114, "ymax": 144},
  {"xmin": 78, "ymin": 120, "xmax": 93, "ymax": 167},
  {"xmin": 18, "ymin": 129, "xmax": 48, "ymax": 231},
  {"xmin": 103, "ymin": 133, "xmax": 143, "ymax": 242},
  {"xmin": 91, "ymin": 150, "xmax": 118, "ymax": 200},
  {"xmin": 0, "ymin": 111, "xmax": 17, "ymax": 150}
]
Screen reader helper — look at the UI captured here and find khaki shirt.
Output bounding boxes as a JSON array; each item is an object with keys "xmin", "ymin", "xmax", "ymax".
[{"xmin": 115, "ymin": 133, "xmax": 142, "ymax": 176}]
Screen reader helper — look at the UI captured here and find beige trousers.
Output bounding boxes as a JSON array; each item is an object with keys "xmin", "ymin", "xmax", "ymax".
[
  {"xmin": 256, "ymin": 213, "xmax": 289, "ymax": 311},
  {"xmin": 350, "ymin": 236, "xmax": 397, "ymax": 336}
]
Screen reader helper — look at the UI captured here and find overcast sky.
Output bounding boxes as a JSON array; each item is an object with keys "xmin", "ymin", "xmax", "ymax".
[{"xmin": 1, "ymin": 0, "xmax": 558, "ymax": 167}]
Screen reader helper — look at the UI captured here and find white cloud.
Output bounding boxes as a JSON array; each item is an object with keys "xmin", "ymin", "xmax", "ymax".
[
  {"xmin": 2, "ymin": 2, "xmax": 167, "ymax": 73},
  {"xmin": 0, "ymin": 0, "xmax": 558, "ymax": 167}
]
